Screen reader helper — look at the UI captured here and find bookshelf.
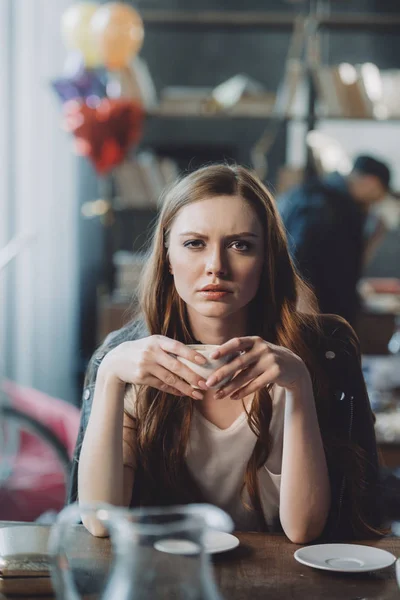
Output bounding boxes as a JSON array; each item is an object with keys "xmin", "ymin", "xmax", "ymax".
[
  {"xmin": 147, "ymin": 107, "xmax": 275, "ymax": 119},
  {"xmin": 94, "ymin": 6, "xmax": 400, "ymax": 360},
  {"xmin": 140, "ymin": 10, "xmax": 400, "ymax": 32},
  {"xmin": 147, "ymin": 111, "xmax": 400, "ymax": 123}
]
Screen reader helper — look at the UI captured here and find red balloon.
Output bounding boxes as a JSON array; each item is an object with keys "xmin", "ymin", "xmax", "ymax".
[{"xmin": 63, "ymin": 98, "xmax": 144, "ymax": 174}]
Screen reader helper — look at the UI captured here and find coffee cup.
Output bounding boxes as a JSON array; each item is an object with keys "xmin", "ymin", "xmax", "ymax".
[
  {"xmin": 0, "ymin": 525, "xmax": 50, "ymax": 559},
  {"xmin": 177, "ymin": 344, "xmax": 236, "ymax": 390}
]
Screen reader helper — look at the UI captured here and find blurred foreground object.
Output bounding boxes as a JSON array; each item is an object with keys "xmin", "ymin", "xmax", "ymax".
[{"xmin": 0, "ymin": 382, "xmax": 80, "ymax": 521}]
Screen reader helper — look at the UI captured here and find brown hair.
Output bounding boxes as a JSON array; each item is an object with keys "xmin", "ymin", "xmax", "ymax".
[{"xmin": 132, "ymin": 164, "xmax": 323, "ymax": 528}]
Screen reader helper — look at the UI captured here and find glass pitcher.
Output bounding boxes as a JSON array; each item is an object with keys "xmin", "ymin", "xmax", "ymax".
[{"xmin": 48, "ymin": 502, "xmax": 234, "ymax": 600}]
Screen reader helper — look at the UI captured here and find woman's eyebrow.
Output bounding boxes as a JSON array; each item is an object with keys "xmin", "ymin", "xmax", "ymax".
[{"xmin": 179, "ymin": 231, "xmax": 259, "ymax": 239}]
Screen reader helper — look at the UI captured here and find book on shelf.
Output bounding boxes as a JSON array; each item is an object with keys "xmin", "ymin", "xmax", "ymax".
[
  {"xmin": 114, "ymin": 152, "xmax": 179, "ymax": 210},
  {"xmin": 339, "ymin": 66, "xmax": 374, "ymax": 118},
  {"xmin": 313, "ymin": 65, "xmax": 373, "ymax": 118},
  {"xmin": 155, "ymin": 77, "xmax": 275, "ymax": 118},
  {"xmin": 312, "ymin": 63, "xmax": 400, "ymax": 120},
  {"xmin": 113, "ymin": 250, "xmax": 146, "ymax": 300},
  {"xmin": 114, "ymin": 159, "xmax": 150, "ymax": 210},
  {"xmin": 380, "ymin": 70, "xmax": 400, "ymax": 118}
]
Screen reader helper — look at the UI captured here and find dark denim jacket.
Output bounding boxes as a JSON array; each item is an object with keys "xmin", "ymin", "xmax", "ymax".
[{"xmin": 67, "ymin": 315, "xmax": 381, "ymax": 539}]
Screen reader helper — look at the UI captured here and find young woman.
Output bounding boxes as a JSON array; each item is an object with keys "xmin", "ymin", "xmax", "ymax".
[{"xmin": 69, "ymin": 164, "xmax": 381, "ymax": 542}]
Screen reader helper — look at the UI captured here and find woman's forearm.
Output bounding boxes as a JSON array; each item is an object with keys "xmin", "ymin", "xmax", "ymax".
[
  {"xmin": 78, "ymin": 371, "xmax": 127, "ymax": 533},
  {"xmin": 279, "ymin": 374, "xmax": 331, "ymax": 544}
]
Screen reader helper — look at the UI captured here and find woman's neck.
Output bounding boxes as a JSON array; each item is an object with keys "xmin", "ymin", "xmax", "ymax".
[{"xmin": 188, "ymin": 308, "xmax": 247, "ymax": 345}]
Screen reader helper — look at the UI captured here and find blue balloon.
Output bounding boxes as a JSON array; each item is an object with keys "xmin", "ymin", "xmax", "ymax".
[{"xmin": 51, "ymin": 68, "xmax": 107, "ymax": 103}]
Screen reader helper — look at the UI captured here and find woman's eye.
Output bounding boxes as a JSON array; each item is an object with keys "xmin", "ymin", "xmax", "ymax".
[
  {"xmin": 183, "ymin": 240, "xmax": 204, "ymax": 249},
  {"xmin": 230, "ymin": 241, "xmax": 250, "ymax": 251}
]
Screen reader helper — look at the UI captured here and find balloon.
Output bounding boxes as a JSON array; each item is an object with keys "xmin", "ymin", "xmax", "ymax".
[
  {"xmin": 63, "ymin": 98, "xmax": 145, "ymax": 174},
  {"xmin": 90, "ymin": 3, "xmax": 144, "ymax": 71},
  {"xmin": 61, "ymin": 2, "xmax": 101, "ymax": 68},
  {"xmin": 52, "ymin": 67, "xmax": 107, "ymax": 103}
]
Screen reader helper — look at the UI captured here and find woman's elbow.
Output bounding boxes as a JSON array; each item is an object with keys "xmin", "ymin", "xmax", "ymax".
[
  {"xmin": 286, "ymin": 529, "xmax": 320, "ymax": 545},
  {"xmin": 282, "ymin": 519, "xmax": 327, "ymax": 545},
  {"xmin": 81, "ymin": 515, "xmax": 110, "ymax": 538}
]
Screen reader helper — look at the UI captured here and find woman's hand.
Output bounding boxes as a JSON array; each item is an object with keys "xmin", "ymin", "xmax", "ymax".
[
  {"xmin": 205, "ymin": 337, "xmax": 310, "ymax": 400},
  {"xmin": 98, "ymin": 336, "xmax": 208, "ymax": 400}
]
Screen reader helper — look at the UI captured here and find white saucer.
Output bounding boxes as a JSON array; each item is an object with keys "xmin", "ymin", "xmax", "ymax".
[
  {"xmin": 294, "ymin": 543, "xmax": 396, "ymax": 573},
  {"xmin": 154, "ymin": 531, "xmax": 239, "ymax": 555}
]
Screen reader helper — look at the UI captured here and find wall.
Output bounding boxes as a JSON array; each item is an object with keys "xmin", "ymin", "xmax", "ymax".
[{"xmin": 2, "ymin": 0, "xmax": 79, "ymax": 403}]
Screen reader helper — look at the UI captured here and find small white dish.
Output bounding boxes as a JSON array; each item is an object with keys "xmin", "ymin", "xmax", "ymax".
[
  {"xmin": 0, "ymin": 526, "xmax": 50, "ymax": 558},
  {"xmin": 294, "ymin": 543, "xmax": 396, "ymax": 573},
  {"xmin": 154, "ymin": 531, "xmax": 239, "ymax": 555}
]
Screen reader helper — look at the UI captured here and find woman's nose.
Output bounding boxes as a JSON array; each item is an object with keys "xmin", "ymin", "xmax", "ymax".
[{"xmin": 206, "ymin": 249, "xmax": 228, "ymax": 277}]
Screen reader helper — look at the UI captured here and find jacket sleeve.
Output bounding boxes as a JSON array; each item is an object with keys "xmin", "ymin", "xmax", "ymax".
[
  {"xmin": 66, "ymin": 326, "xmax": 136, "ymax": 505},
  {"xmin": 66, "ymin": 346, "xmax": 107, "ymax": 504},
  {"xmin": 319, "ymin": 316, "xmax": 382, "ymax": 540}
]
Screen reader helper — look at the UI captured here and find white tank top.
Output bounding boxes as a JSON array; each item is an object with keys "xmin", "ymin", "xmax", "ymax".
[{"xmin": 185, "ymin": 385, "xmax": 286, "ymax": 531}]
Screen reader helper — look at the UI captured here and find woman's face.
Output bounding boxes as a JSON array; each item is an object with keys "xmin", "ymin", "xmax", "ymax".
[{"xmin": 168, "ymin": 195, "xmax": 264, "ymax": 320}]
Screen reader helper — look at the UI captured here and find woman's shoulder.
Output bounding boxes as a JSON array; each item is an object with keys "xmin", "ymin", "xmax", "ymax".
[
  {"xmin": 100, "ymin": 318, "xmax": 148, "ymax": 354},
  {"xmin": 319, "ymin": 314, "xmax": 358, "ymax": 346}
]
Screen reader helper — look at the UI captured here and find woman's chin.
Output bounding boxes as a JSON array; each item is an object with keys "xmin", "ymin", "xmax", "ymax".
[{"xmin": 193, "ymin": 302, "xmax": 236, "ymax": 318}]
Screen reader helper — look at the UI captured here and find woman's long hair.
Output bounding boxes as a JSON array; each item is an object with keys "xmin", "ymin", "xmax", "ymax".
[
  {"xmin": 132, "ymin": 166, "xmax": 314, "ymax": 522},
  {"xmin": 123, "ymin": 164, "xmax": 378, "ymax": 536}
]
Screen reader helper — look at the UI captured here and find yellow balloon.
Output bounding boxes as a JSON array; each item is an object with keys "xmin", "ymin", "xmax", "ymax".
[
  {"xmin": 90, "ymin": 3, "xmax": 144, "ymax": 71},
  {"xmin": 61, "ymin": 2, "xmax": 101, "ymax": 68}
]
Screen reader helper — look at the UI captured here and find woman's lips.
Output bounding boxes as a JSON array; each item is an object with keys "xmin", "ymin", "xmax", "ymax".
[{"xmin": 199, "ymin": 290, "xmax": 231, "ymax": 300}]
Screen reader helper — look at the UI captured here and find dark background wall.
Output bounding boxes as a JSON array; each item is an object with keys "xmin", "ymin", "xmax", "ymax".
[{"xmin": 76, "ymin": 0, "xmax": 400, "ymax": 394}]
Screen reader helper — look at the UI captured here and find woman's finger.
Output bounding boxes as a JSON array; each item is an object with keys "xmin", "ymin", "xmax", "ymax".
[
  {"xmin": 230, "ymin": 368, "xmax": 278, "ymax": 400},
  {"xmin": 137, "ymin": 375, "xmax": 183, "ymax": 398},
  {"xmin": 206, "ymin": 347, "xmax": 262, "ymax": 388},
  {"xmin": 210, "ymin": 337, "xmax": 255, "ymax": 359},
  {"xmin": 215, "ymin": 363, "xmax": 263, "ymax": 399},
  {"xmin": 149, "ymin": 364, "xmax": 204, "ymax": 400},
  {"xmin": 157, "ymin": 336, "xmax": 207, "ymax": 365},
  {"xmin": 157, "ymin": 349, "xmax": 208, "ymax": 389}
]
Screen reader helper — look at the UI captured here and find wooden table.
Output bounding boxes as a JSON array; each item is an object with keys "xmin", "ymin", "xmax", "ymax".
[{"xmin": 0, "ymin": 521, "xmax": 399, "ymax": 599}]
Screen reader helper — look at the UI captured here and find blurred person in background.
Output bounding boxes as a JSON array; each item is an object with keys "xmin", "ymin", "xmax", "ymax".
[{"xmin": 278, "ymin": 155, "xmax": 391, "ymax": 327}]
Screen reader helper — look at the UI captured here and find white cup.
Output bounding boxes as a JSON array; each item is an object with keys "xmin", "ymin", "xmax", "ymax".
[
  {"xmin": 177, "ymin": 344, "xmax": 236, "ymax": 390},
  {"xmin": 0, "ymin": 525, "xmax": 50, "ymax": 559}
]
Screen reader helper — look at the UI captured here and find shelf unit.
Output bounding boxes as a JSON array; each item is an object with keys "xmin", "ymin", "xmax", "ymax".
[
  {"xmin": 139, "ymin": 9, "xmax": 400, "ymax": 169},
  {"xmin": 90, "ymin": 6, "xmax": 400, "ymax": 374},
  {"xmin": 147, "ymin": 110, "xmax": 400, "ymax": 122},
  {"xmin": 140, "ymin": 10, "xmax": 400, "ymax": 32}
]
